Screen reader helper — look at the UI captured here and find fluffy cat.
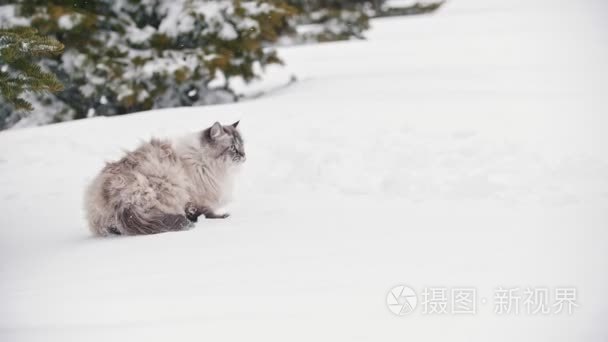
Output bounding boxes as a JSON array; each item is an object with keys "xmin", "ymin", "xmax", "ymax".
[{"xmin": 85, "ymin": 121, "xmax": 245, "ymax": 236}]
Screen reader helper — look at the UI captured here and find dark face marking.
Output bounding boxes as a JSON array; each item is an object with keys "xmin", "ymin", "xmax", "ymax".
[
  {"xmin": 200, "ymin": 122, "xmax": 246, "ymax": 163},
  {"xmin": 225, "ymin": 126, "xmax": 246, "ymax": 162}
]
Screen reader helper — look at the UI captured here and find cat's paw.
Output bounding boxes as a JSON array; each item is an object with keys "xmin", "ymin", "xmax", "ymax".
[
  {"xmin": 205, "ymin": 212, "xmax": 230, "ymax": 219},
  {"xmin": 186, "ymin": 212, "xmax": 199, "ymax": 222},
  {"xmin": 182, "ymin": 220, "xmax": 196, "ymax": 230},
  {"xmin": 185, "ymin": 203, "xmax": 201, "ymax": 222}
]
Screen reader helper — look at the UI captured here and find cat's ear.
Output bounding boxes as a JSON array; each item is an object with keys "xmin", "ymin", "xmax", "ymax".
[
  {"xmin": 210, "ymin": 122, "xmax": 222, "ymax": 140},
  {"xmin": 232, "ymin": 120, "xmax": 239, "ymax": 128}
]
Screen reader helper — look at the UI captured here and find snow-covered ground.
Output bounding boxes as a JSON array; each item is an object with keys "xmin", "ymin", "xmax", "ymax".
[{"xmin": 1, "ymin": 0, "xmax": 608, "ymax": 341}]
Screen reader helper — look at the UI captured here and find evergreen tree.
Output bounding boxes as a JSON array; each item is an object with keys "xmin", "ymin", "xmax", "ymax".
[
  {"xmin": 1, "ymin": 0, "xmax": 295, "ymax": 127},
  {"xmin": 0, "ymin": 27, "xmax": 64, "ymax": 111},
  {"xmin": 284, "ymin": 0, "xmax": 373, "ymax": 42},
  {"xmin": 1, "ymin": 0, "xmax": 374, "ymax": 129}
]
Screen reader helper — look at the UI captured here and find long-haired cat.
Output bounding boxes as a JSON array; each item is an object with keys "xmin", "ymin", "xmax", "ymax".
[{"xmin": 85, "ymin": 121, "xmax": 245, "ymax": 236}]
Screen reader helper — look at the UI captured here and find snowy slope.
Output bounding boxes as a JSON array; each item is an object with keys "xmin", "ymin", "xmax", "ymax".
[{"xmin": 1, "ymin": 1, "xmax": 608, "ymax": 341}]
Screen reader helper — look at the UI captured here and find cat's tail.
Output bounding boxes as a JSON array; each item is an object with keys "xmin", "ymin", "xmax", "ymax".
[{"xmin": 116, "ymin": 205, "xmax": 192, "ymax": 235}]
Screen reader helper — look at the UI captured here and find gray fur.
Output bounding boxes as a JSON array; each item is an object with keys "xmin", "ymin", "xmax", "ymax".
[{"xmin": 85, "ymin": 121, "xmax": 245, "ymax": 236}]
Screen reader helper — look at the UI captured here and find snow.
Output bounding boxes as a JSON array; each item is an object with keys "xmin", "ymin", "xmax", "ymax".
[
  {"xmin": 217, "ymin": 23, "xmax": 238, "ymax": 41},
  {"xmin": 116, "ymin": 84, "xmax": 134, "ymax": 101},
  {"xmin": 236, "ymin": 17, "xmax": 259, "ymax": 32},
  {"xmin": 240, "ymin": 2, "xmax": 275, "ymax": 16},
  {"xmin": 79, "ymin": 84, "xmax": 95, "ymax": 97},
  {"xmin": 57, "ymin": 14, "xmax": 79, "ymax": 30},
  {"xmin": 0, "ymin": 5, "xmax": 30, "ymax": 27},
  {"xmin": 1, "ymin": 0, "xmax": 608, "ymax": 341},
  {"xmin": 140, "ymin": 51, "xmax": 201, "ymax": 78},
  {"xmin": 60, "ymin": 50, "xmax": 87, "ymax": 76},
  {"xmin": 126, "ymin": 25, "xmax": 156, "ymax": 45},
  {"xmin": 384, "ymin": 0, "xmax": 442, "ymax": 9},
  {"xmin": 158, "ymin": 0, "xmax": 197, "ymax": 37}
]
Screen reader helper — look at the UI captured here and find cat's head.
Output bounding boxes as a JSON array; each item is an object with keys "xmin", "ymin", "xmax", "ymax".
[{"xmin": 203, "ymin": 121, "xmax": 246, "ymax": 164}]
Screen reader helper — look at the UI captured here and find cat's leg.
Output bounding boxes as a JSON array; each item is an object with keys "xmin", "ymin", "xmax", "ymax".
[
  {"xmin": 185, "ymin": 202, "xmax": 229, "ymax": 221},
  {"xmin": 185, "ymin": 202, "xmax": 202, "ymax": 222},
  {"xmin": 199, "ymin": 206, "xmax": 230, "ymax": 219}
]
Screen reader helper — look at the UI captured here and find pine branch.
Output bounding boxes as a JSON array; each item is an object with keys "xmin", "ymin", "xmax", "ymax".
[{"xmin": 0, "ymin": 27, "xmax": 64, "ymax": 112}]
